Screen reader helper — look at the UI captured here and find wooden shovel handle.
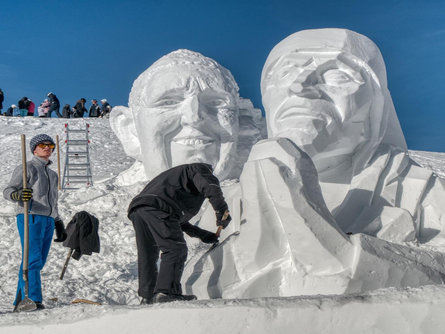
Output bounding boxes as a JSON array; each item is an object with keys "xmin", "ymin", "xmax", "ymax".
[
  {"xmin": 216, "ymin": 225, "xmax": 223, "ymax": 238},
  {"xmin": 21, "ymin": 135, "xmax": 30, "ymax": 280}
]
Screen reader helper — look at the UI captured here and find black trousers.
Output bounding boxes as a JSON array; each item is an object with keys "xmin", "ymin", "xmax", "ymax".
[{"xmin": 129, "ymin": 207, "xmax": 188, "ymax": 299}]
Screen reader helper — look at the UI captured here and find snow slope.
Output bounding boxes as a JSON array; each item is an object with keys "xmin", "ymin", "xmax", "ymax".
[{"xmin": 1, "ymin": 117, "xmax": 445, "ymax": 333}]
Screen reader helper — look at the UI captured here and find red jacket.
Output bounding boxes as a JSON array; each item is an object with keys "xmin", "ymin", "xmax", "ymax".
[{"xmin": 28, "ymin": 101, "xmax": 35, "ymax": 114}]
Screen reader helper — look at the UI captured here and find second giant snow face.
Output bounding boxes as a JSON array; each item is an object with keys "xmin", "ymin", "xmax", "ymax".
[{"xmin": 262, "ymin": 51, "xmax": 383, "ymax": 174}]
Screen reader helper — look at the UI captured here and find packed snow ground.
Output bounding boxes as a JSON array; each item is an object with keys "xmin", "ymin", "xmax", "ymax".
[{"xmin": 1, "ymin": 117, "xmax": 445, "ymax": 333}]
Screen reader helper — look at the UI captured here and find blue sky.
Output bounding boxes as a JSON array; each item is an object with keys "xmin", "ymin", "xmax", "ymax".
[{"xmin": 1, "ymin": 0, "xmax": 445, "ymax": 151}]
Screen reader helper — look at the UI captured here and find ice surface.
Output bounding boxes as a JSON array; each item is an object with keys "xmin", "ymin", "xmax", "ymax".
[
  {"xmin": 260, "ymin": 28, "xmax": 445, "ymax": 244},
  {"xmin": 110, "ymin": 49, "xmax": 264, "ymax": 181}
]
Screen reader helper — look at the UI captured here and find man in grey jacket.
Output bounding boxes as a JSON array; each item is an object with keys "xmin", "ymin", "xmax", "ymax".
[{"xmin": 4, "ymin": 134, "xmax": 67, "ymax": 311}]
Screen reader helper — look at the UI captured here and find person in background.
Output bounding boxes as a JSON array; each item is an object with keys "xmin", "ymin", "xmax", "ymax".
[
  {"xmin": 47, "ymin": 92, "xmax": 62, "ymax": 118},
  {"xmin": 0, "ymin": 88, "xmax": 4, "ymax": 114},
  {"xmin": 27, "ymin": 99, "xmax": 35, "ymax": 117},
  {"xmin": 3, "ymin": 134, "xmax": 67, "ymax": 312},
  {"xmin": 18, "ymin": 97, "xmax": 30, "ymax": 117},
  {"xmin": 38, "ymin": 99, "xmax": 50, "ymax": 118},
  {"xmin": 128, "ymin": 163, "xmax": 231, "ymax": 304},
  {"xmin": 4, "ymin": 104, "xmax": 17, "ymax": 116},
  {"xmin": 72, "ymin": 98, "xmax": 87, "ymax": 118},
  {"xmin": 89, "ymin": 99, "xmax": 101, "ymax": 117},
  {"xmin": 99, "ymin": 99, "xmax": 111, "ymax": 118},
  {"xmin": 62, "ymin": 104, "xmax": 72, "ymax": 118}
]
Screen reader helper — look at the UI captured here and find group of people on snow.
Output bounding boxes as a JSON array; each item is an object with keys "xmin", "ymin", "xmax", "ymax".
[
  {"xmin": 0, "ymin": 90, "xmax": 112, "ymax": 118},
  {"xmin": 3, "ymin": 132, "xmax": 231, "ymax": 311}
]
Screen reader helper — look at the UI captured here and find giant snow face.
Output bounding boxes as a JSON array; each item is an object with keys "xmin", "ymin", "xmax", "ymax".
[
  {"xmin": 261, "ymin": 28, "xmax": 405, "ymax": 178},
  {"xmin": 110, "ymin": 49, "xmax": 243, "ymax": 180}
]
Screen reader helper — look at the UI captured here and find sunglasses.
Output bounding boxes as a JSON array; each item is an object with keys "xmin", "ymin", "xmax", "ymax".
[{"xmin": 37, "ymin": 143, "xmax": 55, "ymax": 149}]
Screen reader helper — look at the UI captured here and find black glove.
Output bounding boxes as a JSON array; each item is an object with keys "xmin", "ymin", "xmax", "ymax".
[
  {"xmin": 54, "ymin": 218, "xmax": 67, "ymax": 242},
  {"xmin": 216, "ymin": 208, "xmax": 231, "ymax": 229},
  {"xmin": 10, "ymin": 188, "xmax": 33, "ymax": 202},
  {"xmin": 181, "ymin": 222, "xmax": 218, "ymax": 244},
  {"xmin": 199, "ymin": 230, "xmax": 219, "ymax": 244}
]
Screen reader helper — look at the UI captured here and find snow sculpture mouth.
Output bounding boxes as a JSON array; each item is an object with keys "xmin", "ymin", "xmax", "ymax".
[
  {"xmin": 172, "ymin": 136, "xmax": 215, "ymax": 147},
  {"xmin": 276, "ymin": 107, "xmax": 327, "ymax": 123},
  {"xmin": 172, "ymin": 126, "xmax": 217, "ymax": 148}
]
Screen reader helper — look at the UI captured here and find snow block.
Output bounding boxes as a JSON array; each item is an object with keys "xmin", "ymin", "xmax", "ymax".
[{"xmin": 184, "ymin": 138, "xmax": 445, "ymax": 299}]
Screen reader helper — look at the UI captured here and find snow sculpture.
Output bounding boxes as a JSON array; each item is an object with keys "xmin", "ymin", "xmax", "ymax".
[
  {"xmin": 184, "ymin": 138, "xmax": 445, "ymax": 298},
  {"xmin": 260, "ymin": 28, "xmax": 445, "ymax": 244},
  {"xmin": 110, "ymin": 49, "xmax": 264, "ymax": 181}
]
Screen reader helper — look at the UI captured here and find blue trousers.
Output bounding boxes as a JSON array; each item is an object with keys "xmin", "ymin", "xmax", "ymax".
[{"xmin": 14, "ymin": 214, "xmax": 54, "ymax": 305}]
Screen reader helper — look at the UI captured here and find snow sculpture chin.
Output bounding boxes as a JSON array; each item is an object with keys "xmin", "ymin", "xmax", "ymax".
[
  {"xmin": 110, "ymin": 49, "xmax": 263, "ymax": 181},
  {"xmin": 261, "ymin": 28, "xmax": 445, "ymax": 244}
]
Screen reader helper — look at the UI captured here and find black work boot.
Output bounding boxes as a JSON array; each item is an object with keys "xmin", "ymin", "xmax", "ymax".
[
  {"xmin": 153, "ymin": 293, "xmax": 197, "ymax": 303},
  {"xmin": 140, "ymin": 297, "xmax": 153, "ymax": 305},
  {"xmin": 35, "ymin": 302, "xmax": 45, "ymax": 310}
]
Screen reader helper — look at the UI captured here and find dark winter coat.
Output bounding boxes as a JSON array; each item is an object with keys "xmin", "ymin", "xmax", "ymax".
[
  {"xmin": 63, "ymin": 211, "xmax": 100, "ymax": 260},
  {"xmin": 128, "ymin": 163, "xmax": 228, "ymax": 223},
  {"xmin": 5, "ymin": 106, "xmax": 13, "ymax": 116},
  {"xmin": 0, "ymin": 89, "xmax": 3, "ymax": 110},
  {"xmin": 18, "ymin": 97, "xmax": 29, "ymax": 110},
  {"xmin": 89, "ymin": 104, "xmax": 100, "ymax": 117},
  {"xmin": 73, "ymin": 100, "xmax": 87, "ymax": 118},
  {"xmin": 48, "ymin": 94, "xmax": 60, "ymax": 108},
  {"xmin": 62, "ymin": 104, "xmax": 71, "ymax": 118}
]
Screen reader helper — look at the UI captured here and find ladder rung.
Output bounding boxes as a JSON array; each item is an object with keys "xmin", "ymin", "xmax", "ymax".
[
  {"xmin": 66, "ymin": 175, "xmax": 92, "ymax": 179},
  {"xmin": 65, "ymin": 180, "xmax": 92, "ymax": 184},
  {"xmin": 67, "ymin": 140, "xmax": 88, "ymax": 144},
  {"xmin": 63, "ymin": 124, "xmax": 92, "ymax": 189}
]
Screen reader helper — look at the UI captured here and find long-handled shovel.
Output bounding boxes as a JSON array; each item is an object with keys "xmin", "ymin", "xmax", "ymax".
[
  {"xmin": 207, "ymin": 210, "xmax": 231, "ymax": 253},
  {"xmin": 60, "ymin": 249, "xmax": 73, "ymax": 280},
  {"xmin": 16, "ymin": 134, "xmax": 37, "ymax": 312}
]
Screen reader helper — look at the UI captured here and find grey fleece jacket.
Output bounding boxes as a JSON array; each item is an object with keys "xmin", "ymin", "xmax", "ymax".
[{"xmin": 3, "ymin": 156, "xmax": 59, "ymax": 219}]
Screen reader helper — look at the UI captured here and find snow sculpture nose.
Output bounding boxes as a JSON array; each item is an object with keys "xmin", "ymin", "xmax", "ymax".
[{"xmin": 181, "ymin": 95, "xmax": 204, "ymax": 126}]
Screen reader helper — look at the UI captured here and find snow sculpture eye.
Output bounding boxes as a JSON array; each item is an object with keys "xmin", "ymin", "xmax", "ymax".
[
  {"xmin": 322, "ymin": 69, "xmax": 354, "ymax": 85},
  {"xmin": 152, "ymin": 94, "xmax": 184, "ymax": 107},
  {"xmin": 199, "ymin": 92, "xmax": 232, "ymax": 110},
  {"xmin": 320, "ymin": 69, "xmax": 364, "ymax": 95},
  {"xmin": 205, "ymin": 98, "xmax": 228, "ymax": 108}
]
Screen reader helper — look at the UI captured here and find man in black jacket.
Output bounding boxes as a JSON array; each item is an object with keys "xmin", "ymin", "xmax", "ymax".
[
  {"xmin": 128, "ymin": 163, "xmax": 231, "ymax": 304},
  {"xmin": 47, "ymin": 92, "xmax": 62, "ymax": 118}
]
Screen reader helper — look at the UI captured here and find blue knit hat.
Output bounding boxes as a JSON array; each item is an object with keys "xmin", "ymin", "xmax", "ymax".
[{"xmin": 30, "ymin": 134, "xmax": 55, "ymax": 154}]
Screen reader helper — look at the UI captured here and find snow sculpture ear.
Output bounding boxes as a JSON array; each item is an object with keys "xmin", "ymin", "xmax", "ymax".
[{"xmin": 109, "ymin": 106, "xmax": 141, "ymax": 159}]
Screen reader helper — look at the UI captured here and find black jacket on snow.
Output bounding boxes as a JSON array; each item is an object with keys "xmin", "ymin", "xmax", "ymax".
[
  {"xmin": 63, "ymin": 211, "xmax": 100, "ymax": 260},
  {"xmin": 128, "ymin": 163, "xmax": 228, "ymax": 223},
  {"xmin": 0, "ymin": 89, "xmax": 3, "ymax": 109}
]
